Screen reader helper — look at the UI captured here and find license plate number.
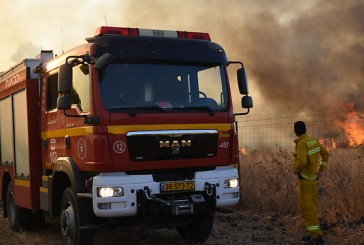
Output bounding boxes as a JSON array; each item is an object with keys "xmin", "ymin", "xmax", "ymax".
[{"xmin": 160, "ymin": 181, "xmax": 195, "ymax": 192}]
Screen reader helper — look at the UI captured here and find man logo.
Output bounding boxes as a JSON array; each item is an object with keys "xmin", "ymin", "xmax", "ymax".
[
  {"xmin": 160, "ymin": 139, "xmax": 191, "ymax": 155},
  {"xmin": 159, "ymin": 140, "xmax": 192, "ymax": 148}
]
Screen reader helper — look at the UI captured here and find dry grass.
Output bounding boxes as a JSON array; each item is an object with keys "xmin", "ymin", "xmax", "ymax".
[
  {"xmin": 1, "ymin": 147, "xmax": 363, "ymax": 244},
  {"xmin": 239, "ymin": 147, "xmax": 364, "ymax": 244}
]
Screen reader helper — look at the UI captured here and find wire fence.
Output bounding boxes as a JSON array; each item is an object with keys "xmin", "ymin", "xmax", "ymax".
[{"xmin": 236, "ymin": 111, "xmax": 364, "ymax": 151}]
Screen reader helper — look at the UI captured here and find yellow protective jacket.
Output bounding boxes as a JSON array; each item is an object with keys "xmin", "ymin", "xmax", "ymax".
[{"xmin": 293, "ymin": 134, "xmax": 330, "ymax": 180}]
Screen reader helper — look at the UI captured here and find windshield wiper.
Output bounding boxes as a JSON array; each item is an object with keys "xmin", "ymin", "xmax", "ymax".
[
  {"xmin": 107, "ymin": 105, "xmax": 215, "ymax": 116},
  {"xmin": 177, "ymin": 106, "xmax": 215, "ymax": 116},
  {"xmin": 107, "ymin": 105, "xmax": 166, "ymax": 116},
  {"xmin": 134, "ymin": 105, "xmax": 166, "ymax": 113}
]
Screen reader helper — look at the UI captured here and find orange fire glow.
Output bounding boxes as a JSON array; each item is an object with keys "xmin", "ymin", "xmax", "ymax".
[
  {"xmin": 319, "ymin": 138, "xmax": 337, "ymax": 149},
  {"xmin": 241, "ymin": 147, "xmax": 248, "ymax": 156},
  {"xmin": 336, "ymin": 103, "xmax": 364, "ymax": 146}
]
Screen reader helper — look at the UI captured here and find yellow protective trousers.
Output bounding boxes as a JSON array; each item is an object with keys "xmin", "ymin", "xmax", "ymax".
[{"xmin": 298, "ymin": 179, "xmax": 323, "ymax": 238}]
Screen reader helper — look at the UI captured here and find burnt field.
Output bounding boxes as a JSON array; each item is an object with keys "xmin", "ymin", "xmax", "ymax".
[
  {"xmin": 1, "ymin": 148, "xmax": 364, "ymax": 244},
  {"xmin": 0, "ymin": 205, "xmax": 363, "ymax": 244},
  {"xmin": 0, "ymin": 206, "xmax": 297, "ymax": 245}
]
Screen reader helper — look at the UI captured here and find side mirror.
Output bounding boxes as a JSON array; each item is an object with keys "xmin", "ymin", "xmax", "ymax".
[
  {"xmin": 237, "ymin": 67, "xmax": 249, "ymax": 95},
  {"xmin": 242, "ymin": 95, "xmax": 253, "ymax": 109},
  {"xmin": 58, "ymin": 63, "xmax": 72, "ymax": 94},
  {"xmin": 94, "ymin": 53, "xmax": 114, "ymax": 70},
  {"xmin": 57, "ymin": 63, "xmax": 73, "ymax": 110},
  {"xmin": 229, "ymin": 61, "xmax": 253, "ymax": 116}
]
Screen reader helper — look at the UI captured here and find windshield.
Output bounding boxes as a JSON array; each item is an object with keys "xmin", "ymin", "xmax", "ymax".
[{"xmin": 99, "ymin": 63, "xmax": 228, "ymax": 112}]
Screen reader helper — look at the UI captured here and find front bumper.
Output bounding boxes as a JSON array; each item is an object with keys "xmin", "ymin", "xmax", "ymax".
[{"xmin": 92, "ymin": 166, "xmax": 239, "ymax": 218}]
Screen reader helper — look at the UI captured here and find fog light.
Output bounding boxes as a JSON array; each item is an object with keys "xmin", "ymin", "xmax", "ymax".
[
  {"xmin": 224, "ymin": 178, "xmax": 239, "ymax": 188},
  {"xmin": 98, "ymin": 203, "xmax": 111, "ymax": 210},
  {"xmin": 98, "ymin": 187, "xmax": 124, "ymax": 197}
]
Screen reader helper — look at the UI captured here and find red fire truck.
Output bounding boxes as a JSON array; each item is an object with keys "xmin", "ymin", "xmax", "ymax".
[{"xmin": 0, "ymin": 26, "xmax": 252, "ymax": 244}]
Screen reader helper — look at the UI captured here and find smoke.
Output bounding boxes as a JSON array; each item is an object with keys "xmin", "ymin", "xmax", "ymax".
[
  {"xmin": 11, "ymin": 42, "xmax": 43, "ymax": 63},
  {"xmin": 1, "ymin": 0, "xmax": 363, "ymax": 118},
  {"xmin": 253, "ymin": 1, "xmax": 364, "ymax": 115},
  {"xmin": 118, "ymin": 0, "xmax": 364, "ymax": 117}
]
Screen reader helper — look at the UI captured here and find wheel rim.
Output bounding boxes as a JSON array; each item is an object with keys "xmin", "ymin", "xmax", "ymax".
[
  {"xmin": 61, "ymin": 202, "xmax": 76, "ymax": 243},
  {"xmin": 7, "ymin": 191, "xmax": 16, "ymax": 222}
]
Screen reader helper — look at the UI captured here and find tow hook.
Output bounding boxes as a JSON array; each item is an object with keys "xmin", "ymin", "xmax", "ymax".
[
  {"xmin": 144, "ymin": 186, "xmax": 156, "ymax": 200},
  {"xmin": 144, "ymin": 186, "xmax": 164, "ymax": 203},
  {"xmin": 205, "ymin": 182, "xmax": 216, "ymax": 196}
]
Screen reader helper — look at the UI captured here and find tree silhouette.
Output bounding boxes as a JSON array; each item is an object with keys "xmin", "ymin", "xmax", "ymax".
[{"xmin": 11, "ymin": 41, "xmax": 42, "ymax": 62}]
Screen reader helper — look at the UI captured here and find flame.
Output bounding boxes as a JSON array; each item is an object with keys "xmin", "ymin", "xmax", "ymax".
[
  {"xmin": 336, "ymin": 103, "xmax": 364, "ymax": 146},
  {"xmin": 241, "ymin": 147, "xmax": 248, "ymax": 156},
  {"xmin": 319, "ymin": 138, "xmax": 337, "ymax": 150}
]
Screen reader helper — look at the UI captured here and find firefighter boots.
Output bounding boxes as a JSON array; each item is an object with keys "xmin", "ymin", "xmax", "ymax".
[{"xmin": 303, "ymin": 237, "xmax": 324, "ymax": 245}]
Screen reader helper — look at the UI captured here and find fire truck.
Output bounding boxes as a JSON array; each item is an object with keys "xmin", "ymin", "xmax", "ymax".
[{"xmin": 0, "ymin": 26, "xmax": 253, "ymax": 244}]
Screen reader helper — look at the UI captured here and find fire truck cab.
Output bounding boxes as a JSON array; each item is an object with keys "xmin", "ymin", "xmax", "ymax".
[{"xmin": 0, "ymin": 26, "xmax": 252, "ymax": 244}]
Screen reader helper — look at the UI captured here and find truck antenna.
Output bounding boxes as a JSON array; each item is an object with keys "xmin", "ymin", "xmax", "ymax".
[
  {"xmin": 61, "ymin": 27, "xmax": 64, "ymax": 54},
  {"xmin": 105, "ymin": 16, "xmax": 108, "ymax": 26}
]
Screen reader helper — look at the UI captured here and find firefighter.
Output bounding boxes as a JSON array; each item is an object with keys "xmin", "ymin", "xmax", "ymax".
[{"xmin": 293, "ymin": 121, "xmax": 330, "ymax": 245}]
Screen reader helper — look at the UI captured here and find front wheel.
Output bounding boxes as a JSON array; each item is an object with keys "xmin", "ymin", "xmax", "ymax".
[
  {"xmin": 176, "ymin": 214, "xmax": 214, "ymax": 243},
  {"xmin": 60, "ymin": 187, "xmax": 94, "ymax": 245}
]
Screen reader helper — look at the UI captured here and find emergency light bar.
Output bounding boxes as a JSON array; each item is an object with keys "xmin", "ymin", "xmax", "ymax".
[{"xmin": 95, "ymin": 26, "xmax": 211, "ymax": 41}]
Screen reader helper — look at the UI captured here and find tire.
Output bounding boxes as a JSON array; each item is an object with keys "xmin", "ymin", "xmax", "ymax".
[
  {"xmin": 6, "ymin": 182, "xmax": 31, "ymax": 231},
  {"xmin": 177, "ymin": 214, "xmax": 214, "ymax": 243},
  {"xmin": 61, "ymin": 187, "xmax": 94, "ymax": 245}
]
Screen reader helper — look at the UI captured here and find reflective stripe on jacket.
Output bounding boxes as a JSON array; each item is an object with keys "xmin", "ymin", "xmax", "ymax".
[{"xmin": 293, "ymin": 134, "xmax": 330, "ymax": 179}]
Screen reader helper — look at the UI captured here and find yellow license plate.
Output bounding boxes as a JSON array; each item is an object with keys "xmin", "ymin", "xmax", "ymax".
[{"xmin": 160, "ymin": 181, "xmax": 195, "ymax": 192}]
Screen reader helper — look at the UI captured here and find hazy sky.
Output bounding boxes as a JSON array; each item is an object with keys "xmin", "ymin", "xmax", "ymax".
[{"xmin": 1, "ymin": 0, "xmax": 363, "ymax": 117}]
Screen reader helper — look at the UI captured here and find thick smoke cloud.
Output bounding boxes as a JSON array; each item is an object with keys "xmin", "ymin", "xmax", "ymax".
[
  {"xmin": 1, "ymin": 0, "xmax": 363, "ymax": 118},
  {"xmin": 119, "ymin": 0, "xmax": 364, "ymax": 116},
  {"xmin": 251, "ymin": 1, "xmax": 364, "ymax": 115},
  {"xmin": 11, "ymin": 42, "xmax": 43, "ymax": 63},
  {"xmin": 266, "ymin": 1, "xmax": 364, "ymax": 115}
]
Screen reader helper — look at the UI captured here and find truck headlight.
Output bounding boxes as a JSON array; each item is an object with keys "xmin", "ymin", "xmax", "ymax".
[
  {"xmin": 98, "ymin": 187, "xmax": 124, "ymax": 197},
  {"xmin": 224, "ymin": 178, "xmax": 239, "ymax": 188}
]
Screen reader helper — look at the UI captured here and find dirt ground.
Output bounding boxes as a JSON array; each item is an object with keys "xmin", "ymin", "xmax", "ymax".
[{"xmin": 1, "ymin": 204, "xmax": 363, "ymax": 245}]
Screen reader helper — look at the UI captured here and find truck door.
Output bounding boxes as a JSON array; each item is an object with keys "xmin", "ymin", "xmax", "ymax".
[
  {"xmin": 64, "ymin": 63, "xmax": 92, "ymax": 166},
  {"xmin": 41, "ymin": 72, "xmax": 66, "ymax": 170}
]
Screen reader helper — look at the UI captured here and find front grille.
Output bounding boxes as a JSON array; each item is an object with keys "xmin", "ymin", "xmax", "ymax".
[{"xmin": 127, "ymin": 130, "xmax": 218, "ymax": 161}]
